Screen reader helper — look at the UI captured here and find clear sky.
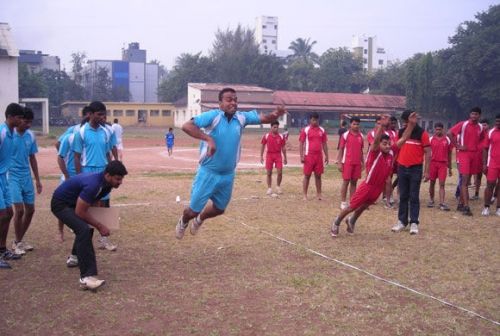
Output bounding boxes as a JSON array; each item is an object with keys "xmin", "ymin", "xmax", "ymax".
[{"xmin": 1, "ymin": 0, "xmax": 497, "ymax": 70}]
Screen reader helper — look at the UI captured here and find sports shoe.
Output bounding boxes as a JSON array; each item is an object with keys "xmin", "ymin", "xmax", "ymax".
[
  {"xmin": 276, "ymin": 186, "xmax": 283, "ymax": 194},
  {"xmin": 471, "ymin": 195, "xmax": 479, "ymax": 201},
  {"xmin": 66, "ymin": 254, "xmax": 79, "ymax": 267},
  {"xmin": 11, "ymin": 241, "xmax": 26, "ymax": 255},
  {"xmin": 0, "ymin": 258, "xmax": 11, "ymax": 269},
  {"xmin": 462, "ymin": 206, "xmax": 473, "ymax": 216},
  {"xmin": 439, "ymin": 204, "xmax": 450, "ymax": 211},
  {"xmin": 496, "ymin": 208, "xmax": 500, "ymax": 216},
  {"xmin": 410, "ymin": 223, "xmax": 419, "ymax": 235},
  {"xmin": 97, "ymin": 236, "xmax": 117, "ymax": 251},
  {"xmin": 456, "ymin": 203, "xmax": 464, "ymax": 212},
  {"xmin": 427, "ymin": 200, "xmax": 435, "ymax": 208},
  {"xmin": 346, "ymin": 217, "xmax": 355, "ymax": 234},
  {"xmin": 1, "ymin": 249, "xmax": 22, "ymax": 260},
  {"xmin": 331, "ymin": 223, "xmax": 340, "ymax": 237},
  {"xmin": 340, "ymin": 201, "xmax": 348, "ymax": 210},
  {"xmin": 79, "ymin": 276, "xmax": 105, "ymax": 290},
  {"xmin": 190, "ymin": 215, "xmax": 203, "ymax": 235},
  {"xmin": 175, "ymin": 216, "xmax": 189, "ymax": 240},
  {"xmin": 19, "ymin": 241, "xmax": 34, "ymax": 251},
  {"xmin": 266, "ymin": 188, "xmax": 272, "ymax": 195},
  {"xmin": 481, "ymin": 207, "xmax": 490, "ymax": 216},
  {"xmin": 391, "ymin": 221, "xmax": 407, "ymax": 232}
]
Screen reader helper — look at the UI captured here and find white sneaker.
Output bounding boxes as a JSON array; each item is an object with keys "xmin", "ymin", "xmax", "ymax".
[
  {"xmin": 391, "ymin": 221, "xmax": 407, "ymax": 232},
  {"xmin": 79, "ymin": 276, "xmax": 105, "ymax": 290},
  {"xmin": 11, "ymin": 241, "xmax": 26, "ymax": 255},
  {"xmin": 19, "ymin": 241, "xmax": 34, "ymax": 251},
  {"xmin": 98, "ymin": 236, "xmax": 117, "ymax": 251},
  {"xmin": 410, "ymin": 223, "xmax": 419, "ymax": 235},
  {"xmin": 340, "ymin": 201, "xmax": 349, "ymax": 210},
  {"xmin": 175, "ymin": 216, "xmax": 188, "ymax": 240},
  {"xmin": 66, "ymin": 254, "xmax": 79, "ymax": 268},
  {"xmin": 276, "ymin": 186, "xmax": 283, "ymax": 194},
  {"xmin": 190, "ymin": 215, "xmax": 203, "ymax": 235},
  {"xmin": 481, "ymin": 207, "xmax": 490, "ymax": 216},
  {"xmin": 496, "ymin": 208, "xmax": 500, "ymax": 216},
  {"xmin": 266, "ymin": 188, "xmax": 272, "ymax": 195}
]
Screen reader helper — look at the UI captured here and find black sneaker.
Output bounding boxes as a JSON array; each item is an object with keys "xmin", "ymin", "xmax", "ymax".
[
  {"xmin": 346, "ymin": 217, "xmax": 355, "ymax": 234},
  {"xmin": 0, "ymin": 258, "xmax": 11, "ymax": 269},
  {"xmin": 462, "ymin": 206, "xmax": 473, "ymax": 216},
  {"xmin": 457, "ymin": 203, "xmax": 464, "ymax": 212},
  {"xmin": 1, "ymin": 250, "xmax": 22, "ymax": 260}
]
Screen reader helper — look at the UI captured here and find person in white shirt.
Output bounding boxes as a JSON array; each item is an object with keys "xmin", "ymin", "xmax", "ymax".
[{"xmin": 111, "ymin": 118, "xmax": 124, "ymax": 161}]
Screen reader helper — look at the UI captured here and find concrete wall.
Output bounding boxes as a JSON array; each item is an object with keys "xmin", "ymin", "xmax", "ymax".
[{"xmin": 0, "ymin": 57, "xmax": 19, "ymax": 122}]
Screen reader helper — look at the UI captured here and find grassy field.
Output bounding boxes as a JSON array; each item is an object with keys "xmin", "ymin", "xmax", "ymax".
[{"xmin": 0, "ymin": 128, "xmax": 499, "ymax": 335}]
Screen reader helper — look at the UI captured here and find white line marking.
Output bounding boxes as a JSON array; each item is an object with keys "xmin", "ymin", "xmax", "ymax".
[{"xmin": 230, "ymin": 217, "xmax": 500, "ymax": 327}]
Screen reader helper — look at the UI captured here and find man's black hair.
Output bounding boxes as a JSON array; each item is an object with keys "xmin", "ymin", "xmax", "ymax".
[
  {"xmin": 351, "ymin": 117, "xmax": 361, "ymax": 123},
  {"xmin": 271, "ymin": 120, "xmax": 279, "ymax": 126},
  {"xmin": 401, "ymin": 109, "xmax": 414, "ymax": 121},
  {"xmin": 434, "ymin": 122, "xmax": 444, "ymax": 128},
  {"xmin": 390, "ymin": 116, "xmax": 398, "ymax": 122},
  {"xmin": 88, "ymin": 101, "xmax": 107, "ymax": 113},
  {"xmin": 341, "ymin": 120, "xmax": 347, "ymax": 127},
  {"xmin": 496, "ymin": 113, "xmax": 500, "ymax": 119},
  {"xmin": 105, "ymin": 161, "xmax": 128, "ymax": 176},
  {"xmin": 375, "ymin": 116, "xmax": 381, "ymax": 122},
  {"xmin": 470, "ymin": 107, "xmax": 482, "ymax": 114},
  {"xmin": 380, "ymin": 134, "xmax": 390, "ymax": 142},
  {"xmin": 5, "ymin": 103, "xmax": 25, "ymax": 118},
  {"xmin": 113, "ymin": 118, "xmax": 119, "ymax": 123},
  {"xmin": 310, "ymin": 112, "xmax": 319, "ymax": 120},
  {"xmin": 23, "ymin": 107, "xmax": 34, "ymax": 120},
  {"xmin": 82, "ymin": 106, "xmax": 92, "ymax": 116},
  {"xmin": 479, "ymin": 118, "xmax": 489, "ymax": 124},
  {"xmin": 218, "ymin": 88, "xmax": 236, "ymax": 102}
]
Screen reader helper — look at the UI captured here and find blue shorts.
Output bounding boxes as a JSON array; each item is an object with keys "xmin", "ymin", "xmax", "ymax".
[
  {"xmin": 189, "ymin": 167, "xmax": 235, "ymax": 212},
  {"xmin": 82, "ymin": 166, "xmax": 110, "ymax": 201},
  {"xmin": 0, "ymin": 173, "xmax": 12, "ymax": 209},
  {"xmin": 167, "ymin": 143, "xmax": 173, "ymax": 149},
  {"xmin": 9, "ymin": 174, "xmax": 35, "ymax": 205}
]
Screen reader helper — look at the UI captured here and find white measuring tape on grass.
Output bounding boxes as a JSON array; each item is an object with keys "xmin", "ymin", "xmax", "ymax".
[{"xmin": 229, "ymin": 216, "xmax": 500, "ymax": 327}]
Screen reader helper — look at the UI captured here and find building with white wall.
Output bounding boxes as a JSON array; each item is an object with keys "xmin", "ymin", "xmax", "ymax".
[
  {"xmin": 351, "ymin": 34, "xmax": 389, "ymax": 73},
  {"xmin": 83, "ymin": 42, "xmax": 158, "ymax": 103},
  {"xmin": 255, "ymin": 16, "xmax": 279, "ymax": 55},
  {"xmin": 0, "ymin": 22, "xmax": 19, "ymax": 122}
]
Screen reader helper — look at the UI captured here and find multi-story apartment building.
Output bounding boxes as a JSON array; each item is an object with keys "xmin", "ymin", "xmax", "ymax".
[
  {"xmin": 19, "ymin": 50, "xmax": 60, "ymax": 72},
  {"xmin": 351, "ymin": 34, "xmax": 389, "ymax": 73}
]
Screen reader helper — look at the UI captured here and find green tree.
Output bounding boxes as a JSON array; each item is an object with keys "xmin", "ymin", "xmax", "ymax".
[
  {"xmin": 315, "ymin": 47, "xmax": 366, "ymax": 92},
  {"xmin": 368, "ymin": 62, "xmax": 406, "ymax": 96},
  {"xmin": 71, "ymin": 51, "xmax": 87, "ymax": 87},
  {"xmin": 18, "ymin": 64, "xmax": 47, "ymax": 98},
  {"xmin": 286, "ymin": 60, "xmax": 316, "ymax": 91},
  {"xmin": 92, "ymin": 67, "xmax": 113, "ymax": 101},
  {"xmin": 157, "ymin": 52, "xmax": 214, "ymax": 102},
  {"xmin": 288, "ymin": 38, "xmax": 319, "ymax": 64},
  {"xmin": 248, "ymin": 54, "xmax": 288, "ymax": 90}
]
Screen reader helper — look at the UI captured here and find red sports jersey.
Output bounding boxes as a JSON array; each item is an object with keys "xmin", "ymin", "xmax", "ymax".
[
  {"xmin": 367, "ymin": 129, "xmax": 396, "ymax": 146},
  {"xmin": 397, "ymin": 131, "xmax": 430, "ymax": 167},
  {"xmin": 261, "ymin": 132, "xmax": 285, "ymax": 154},
  {"xmin": 450, "ymin": 120, "xmax": 484, "ymax": 152},
  {"xmin": 485, "ymin": 128, "xmax": 500, "ymax": 169},
  {"xmin": 429, "ymin": 135, "xmax": 451, "ymax": 163},
  {"xmin": 365, "ymin": 149, "xmax": 394, "ymax": 187},
  {"xmin": 339, "ymin": 130, "xmax": 364, "ymax": 164},
  {"xmin": 299, "ymin": 125, "xmax": 327, "ymax": 155}
]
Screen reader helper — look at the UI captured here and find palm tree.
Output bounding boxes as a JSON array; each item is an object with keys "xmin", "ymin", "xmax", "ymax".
[{"xmin": 288, "ymin": 38, "xmax": 319, "ymax": 64}]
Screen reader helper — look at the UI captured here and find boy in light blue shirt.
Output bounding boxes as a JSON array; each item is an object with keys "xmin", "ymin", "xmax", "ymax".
[
  {"xmin": 9, "ymin": 108, "xmax": 42, "ymax": 255},
  {"xmin": 0, "ymin": 103, "xmax": 25, "ymax": 268},
  {"xmin": 175, "ymin": 87, "xmax": 287, "ymax": 239}
]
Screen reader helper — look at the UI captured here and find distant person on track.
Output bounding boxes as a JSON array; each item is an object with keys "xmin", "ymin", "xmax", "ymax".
[
  {"xmin": 166, "ymin": 128, "xmax": 175, "ymax": 156},
  {"xmin": 175, "ymin": 87, "xmax": 287, "ymax": 239},
  {"xmin": 481, "ymin": 114, "xmax": 500, "ymax": 216},
  {"xmin": 299, "ymin": 113, "xmax": 329, "ymax": 201},
  {"xmin": 111, "ymin": 118, "xmax": 124, "ymax": 161},
  {"xmin": 260, "ymin": 120, "xmax": 287, "ymax": 195}
]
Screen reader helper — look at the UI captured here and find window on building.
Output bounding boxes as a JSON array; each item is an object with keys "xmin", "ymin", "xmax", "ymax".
[
  {"xmin": 106, "ymin": 110, "xmax": 111, "ymax": 116},
  {"xmin": 272, "ymin": 40, "xmax": 276, "ymax": 44},
  {"xmin": 274, "ymin": 25, "xmax": 278, "ymax": 29},
  {"xmin": 126, "ymin": 110, "xmax": 135, "ymax": 117},
  {"xmin": 113, "ymin": 110, "xmax": 123, "ymax": 117},
  {"xmin": 162, "ymin": 110, "xmax": 171, "ymax": 117},
  {"xmin": 150, "ymin": 110, "xmax": 160, "ymax": 117},
  {"xmin": 364, "ymin": 49, "xmax": 367, "ymax": 54},
  {"xmin": 263, "ymin": 39, "xmax": 267, "ymax": 43},
  {"xmin": 378, "ymin": 60, "xmax": 384, "ymax": 65},
  {"xmin": 363, "ymin": 59, "xmax": 367, "ymax": 64},
  {"xmin": 262, "ymin": 25, "xmax": 267, "ymax": 28}
]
